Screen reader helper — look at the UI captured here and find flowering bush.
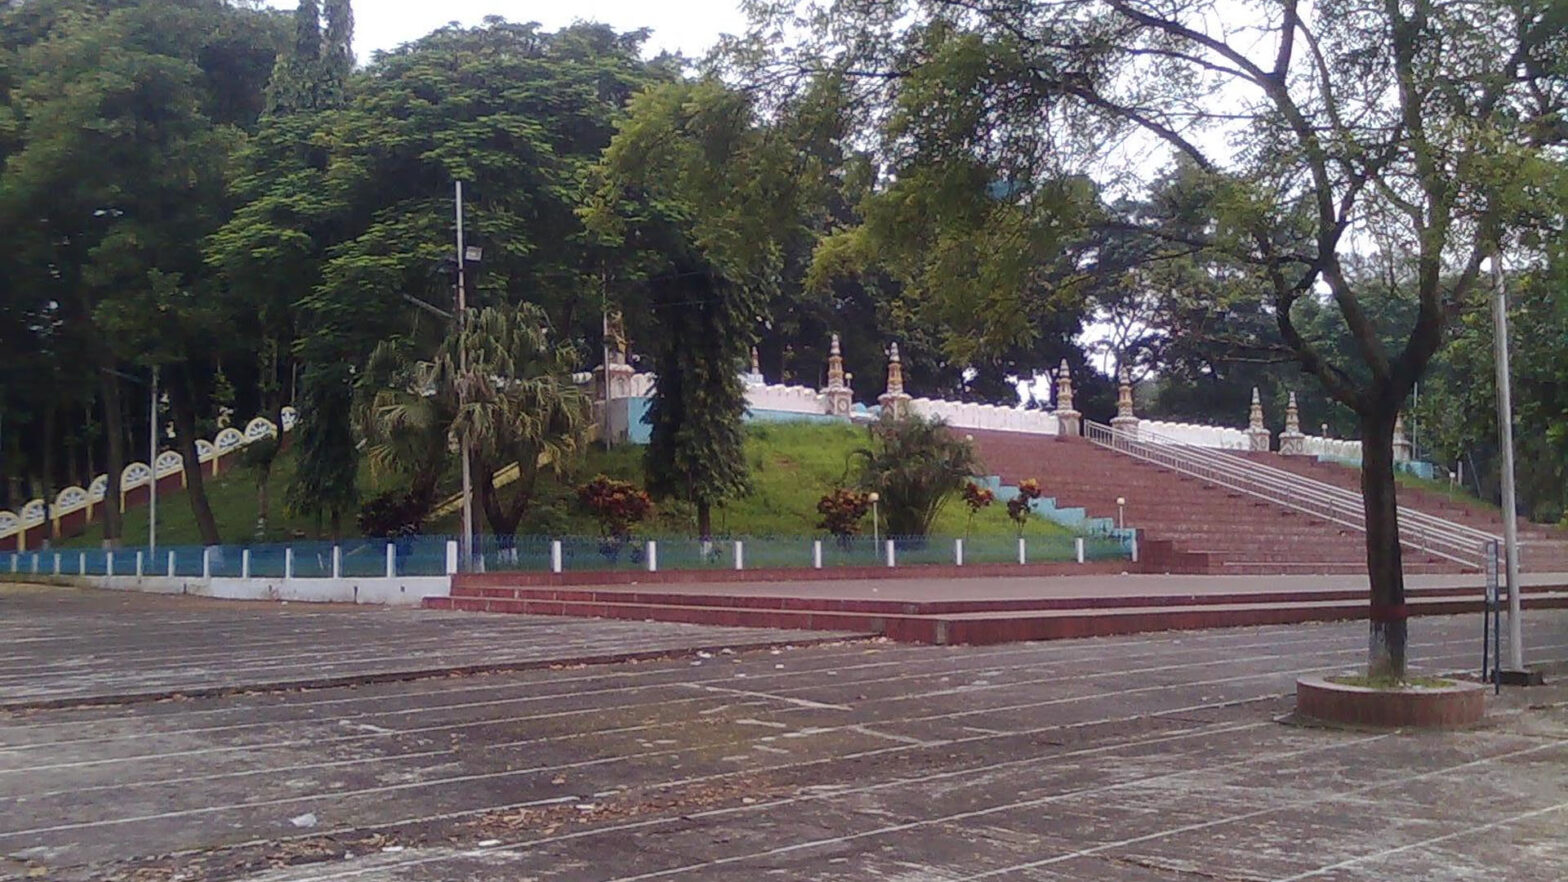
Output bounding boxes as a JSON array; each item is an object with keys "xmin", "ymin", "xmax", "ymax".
[
  {"xmin": 577, "ymin": 475, "xmax": 653, "ymax": 539},
  {"xmin": 817, "ymin": 488, "xmax": 872, "ymax": 537},
  {"xmin": 1007, "ymin": 478, "xmax": 1043, "ymax": 533},
  {"xmin": 962, "ymin": 482, "xmax": 995, "ymax": 514}
]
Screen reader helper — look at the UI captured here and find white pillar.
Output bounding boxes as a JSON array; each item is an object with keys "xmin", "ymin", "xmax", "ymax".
[
  {"xmin": 32, "ymin": 554, "xmax": 40, "ymax": 575},
  {"xmin": 242, "ymin": 548, "xmax": 253, "ymax": 579},
  {"xmin": 646, "ymin": 540, "xmax": 658, "ymax": 572},
  {"xmin": 1075, "ymin": 537, "xmax": 1085, "ymax": 564},
  {"xmin": 812, "ymin": 539, "xmax": 822, "ymax": 569},
  {"xmin": 445, "ymin": 540, "xmax": 459, "ymax": 575},
  {"xmin": 167, "ymin": 550, "xmax": 176, "ymax": 578},
  {"xmin": 955, "ymin": 538, "xmax": 964, "ymax": 566},
  {"xmin": 52, "ymin": 553, "xmax": 60, "ymax": 575},
  {"xmin": 331, "ymin": 545, "xmax": 341, "ymax": 579},
  {"xmin": 80, "ymin": 551, "xmax": 88, "ymax": 576},
  {"xmin": 885, "ymin": 539, "xmax": 895, "ymax": 568},
  {"xmin": 1130, "ymin": 531, "xmax": 1139, "ymax": 563},
  {"xmin": 284, "ymin": 547, "xmax": 295, "ymax": 580},
  {"xmin": 550, "ymin": 539, "xmax": 563, "ymax": 574},
  {"xmin": 1018, "ymin": 537, "xmax": 1026, "ymax": 565},
  {"xmin": 734, "ymin": 540, "xmax": 744, "ymax": 570},
  {"xmin": 105, "ymin": 551, "xmax": 114, "ymax": 577},
  {"xmin": 136, "ymin": 550, "xmax": 144, "ymax": 577},
  {"xmin": 385, "ymin": 543, "xmax": 396, "ymax": 578}
]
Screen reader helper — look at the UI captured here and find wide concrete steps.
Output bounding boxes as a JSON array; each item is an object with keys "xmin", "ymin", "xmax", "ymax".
[{"xmin": 428, "ymin": 580, "xmax": 1568, "ymax": 646}]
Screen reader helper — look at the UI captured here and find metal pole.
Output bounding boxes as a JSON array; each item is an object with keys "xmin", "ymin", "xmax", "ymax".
[
  {"xmin": 1491, "ymin": 255, "xmax": 1525, "ymax": 671},
  {"xmin": 148, "ymin": 366, "xmax": 158, "ymax": 555},
  {"xmin": 456, "ymin": 181, "xmax": 475, "ymax": 573}
]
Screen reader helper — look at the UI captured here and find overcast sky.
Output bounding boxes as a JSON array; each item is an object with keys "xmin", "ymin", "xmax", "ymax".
[{"xmin": 265, "ymin": 1, "xmax": 746, "ymax": 61}]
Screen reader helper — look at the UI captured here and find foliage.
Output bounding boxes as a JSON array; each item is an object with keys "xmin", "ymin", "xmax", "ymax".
[
  {"xmin": 852, "ymin": 414, "xmax": 979, "ymax": 537},
  {"xmin": 961, "ymin": 481, "xmax": 995, "ymax": 536},
  {"xmin": 577, "ymin": 475, "xmax": 653, "ymax": 539},
  {"xmin": 816, "ymin": 488, "xmax": 871, "ymax": 537},
  {"xmin": 1006, "ymin": 479, "xmax": 1042, "ymax": 534},
  {"xmin": 356, "ymin": 489, "xmax": 427, "ymax": 539}
]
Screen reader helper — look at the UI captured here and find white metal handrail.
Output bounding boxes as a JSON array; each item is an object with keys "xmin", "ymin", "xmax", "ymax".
[{"xmin": 1084, "ymin": 420, "xmax": 1496, "ymax": 568}]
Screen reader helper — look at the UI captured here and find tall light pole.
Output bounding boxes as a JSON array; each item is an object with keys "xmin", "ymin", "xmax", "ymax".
[
  {"xmin": 1490, "ymin": 254, "xmax": 1532, "ymax": 680},
  {"xmin": 455, "ymin": 181, "xmax": 475, "ymax": 572},
  {"xmin": 148, "ymin": 366, "xmax": 158, "ymax": 555}
]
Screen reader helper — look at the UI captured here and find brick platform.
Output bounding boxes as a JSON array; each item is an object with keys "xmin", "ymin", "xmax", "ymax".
[{"xmin": 1296, "ymin": 675, "xmax": 1486, "ymax": 728}]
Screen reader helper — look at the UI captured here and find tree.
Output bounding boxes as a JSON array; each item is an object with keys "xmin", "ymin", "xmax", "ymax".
[
  {"xmin": 1, "ymin": 0, "xmax": 286, "ymax": 547},
  {"xmin": 586, "ymin": 79, "xmax": 812, "ymax": 537},
  {"xmin": 747, "ymin": 0, "xmax": 1568, "ymax": 679},
  {"xmin": 359, "ymin": 303, "xmax": 590, "ymax": 552}
]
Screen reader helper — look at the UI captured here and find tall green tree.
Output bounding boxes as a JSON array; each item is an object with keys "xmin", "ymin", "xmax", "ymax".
[
  {"xmin": 747, "ymin": 0, "xmax": 1568, "ymax": 679},
  {"xmin": 0, "ymin": 0, "xmax": 286, "ymax": 546},
  {"xmin": 586, "ymin": 79, "xmax": 812, "ymax": 536}
]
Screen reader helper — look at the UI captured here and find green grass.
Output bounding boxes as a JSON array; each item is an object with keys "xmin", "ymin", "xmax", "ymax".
[
  {"xmin": 62, "ymin": 421, "xmax": 1071, "ymax": 546},
  {"xmin": 1394, "ymin": 471, "xmax": 1499, "ymax": 511}
]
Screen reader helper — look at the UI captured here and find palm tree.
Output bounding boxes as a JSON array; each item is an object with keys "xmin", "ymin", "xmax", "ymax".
[
  {"xmin": 359, "ymin": 303, "xmax": 590, "ymax": 553},
  {"xmin": 853, "ymin": 413, "xmax": 979, "ymax": 538}
]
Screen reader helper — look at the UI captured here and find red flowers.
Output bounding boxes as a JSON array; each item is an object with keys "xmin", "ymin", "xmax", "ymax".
[
  {"xmin": 578, "ymin": 475, "xmax": 653, "ymax": 538},
  {"xmin": 962, "ymin": 482, "xmax": 996, "ymax": 514},
  {"xmin": 1007, "ymin": 478, "xmax": 1043, "ymax": 531},
  {"xmin": 817, "ymin": 488, "xmax": 872, "ymax": 537}
]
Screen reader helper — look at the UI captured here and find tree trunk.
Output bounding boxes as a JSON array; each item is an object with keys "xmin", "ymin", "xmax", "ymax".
[
  {"xmin": 100, "ymin": 370, "xmax": 125, "ymax": 546},
  {"xmin": 255, "ymin": 470, "xmax": 270, "ymax": 541},
  {"xmin": 1360, "ymin": 407, "xmax": 1406, "ymax": 680},
  {"xmin": 697, "ymin": 499, "xmax": 712, "ymax": 540},
  {"xmin": 168, "ymin": 368, "xmax": 222, "ymax": 547},
  {"xmin": 42, "ymin": 401, "xmax": 58, "ymax": 544}
]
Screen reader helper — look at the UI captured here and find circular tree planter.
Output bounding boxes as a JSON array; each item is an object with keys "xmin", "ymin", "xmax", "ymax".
[{"xmin": 1296, "ymin": 675, "xmax": 1485, "ymax": 729}]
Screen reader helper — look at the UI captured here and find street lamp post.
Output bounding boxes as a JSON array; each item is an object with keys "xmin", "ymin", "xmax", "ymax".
[
  {"xmin": 455, "ymin": 181, "xmax": 475, "ymax": 572},
  {"xmin": 868, "ymin": 492, "xmax": 880, "ymax": 547},
  {"xmin": 148, "ymin": 367, "xmax": 158, "ymax": 555},
  {"xmin": 1116, "ymin": 496, "xmax": 1126, "ymax": 530},
  {"xmin": 1490, "ymin": 255, "xmax": 1536, "ymax": 683}
]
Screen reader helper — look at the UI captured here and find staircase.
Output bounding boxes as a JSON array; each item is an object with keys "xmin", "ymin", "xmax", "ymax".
[
  {"xmin": 966, "ymin": 429, "xmax": 1475, "ymax": 576},
  {"xmin": 1249, "ymin": 453, "xmax": 1568, "ymax": 573}
]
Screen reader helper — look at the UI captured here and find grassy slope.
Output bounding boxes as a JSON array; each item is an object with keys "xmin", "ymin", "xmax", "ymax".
[{"xmin": 62, "ymin": 422, "xmax": 1068, "ymax": 547}]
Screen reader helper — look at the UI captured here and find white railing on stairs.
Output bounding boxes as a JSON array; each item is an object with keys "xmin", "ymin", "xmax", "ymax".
[{"xmin": 1084, "ymin": 420, "xmax": 1496, "ymax": 569}]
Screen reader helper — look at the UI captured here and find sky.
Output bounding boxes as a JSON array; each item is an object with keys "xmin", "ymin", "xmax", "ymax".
[{"xmin": 266, "ymin": 0, "xmax": 747, "ymax": 61}]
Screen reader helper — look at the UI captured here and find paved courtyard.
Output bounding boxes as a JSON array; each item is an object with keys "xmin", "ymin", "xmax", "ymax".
[{"xmin": 1, "ymin": 583, "xmax": 1566, "ymax": 881}]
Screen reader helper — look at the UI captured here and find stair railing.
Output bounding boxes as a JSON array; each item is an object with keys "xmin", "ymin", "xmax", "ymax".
[{"xmin": 1084, "ymin": 420, "xmax": 1496, "ymax": 568}]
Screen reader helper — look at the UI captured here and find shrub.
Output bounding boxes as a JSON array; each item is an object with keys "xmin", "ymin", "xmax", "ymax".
[
  {"xmin": 577, "ymin": 474, "xmax": 653, "ymax": 539},
  {"xmin": 1007, "ymin": 478, "xmax": 1043, "ymax": 533},
  {"xmin": 853, "ymin": 414, "xmax": 979, "ymax": 537},
  {"xmin": 817, "ymin": 488, "xmax": 872, "ymax": 537},
  {"xmin": 356, "ymin": 490, "xmax": 429, "ymax": 539}
]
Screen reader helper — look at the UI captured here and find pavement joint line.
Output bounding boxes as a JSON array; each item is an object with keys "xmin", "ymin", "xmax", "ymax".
[
  {"xmin": 7, "ymin": 633, "xmax": 1555, "ymax": 801},
  {"xmin": 1271, "ymin": 798, "xmax": 1568, "ymax": 881},
  {"xmin": 215, "ymin": 647, "xmax": 1568, "ymax": 882},
  {"xmin": 0, "ymin": 632, "xmax": 868, "ymax": 712},
  {"xmin": 682, "ymin": 684, "xmax": 853, "ymax": 711},
  {"xmin": 221, "ymin": 713, "xmax": 1287, "ymax": 882},
  {"xmin": 45, "ymin": 699, "xmax": 1276, "ymax": 874},
  {"xmin": 13, "ymin": 639, "xmax": 1542, "ymax": 845},
  {"xmin": 0, "ymin": 624, "xmax": 1382, "ymax": 741},
  {"xmin": 0, "ymin": 689, "xmax": 1276, "ymax": 843},
  {"xmin": 1, "ymin": 611, "xmax": 1488, "ymax": 730},
  {"xmin": 4, "ymin": 630, "xmax": 1504, "ymax": 779},
  {"xmin": 952, "ymin": 737, "xmax": 1568, "ymax": 881}
]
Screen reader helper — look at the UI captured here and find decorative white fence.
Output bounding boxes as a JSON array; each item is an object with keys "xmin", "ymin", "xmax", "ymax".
[
  {"xmin": 1134, "ymin": 420, "xmax": 1249, "ymax": 450},
  {"xmin": 909, "ymin": 397, "xmax": 1059, "ymax": 435},
  {"xmin": 0, "ymin": 408, "xmax": 297, "ymax": 544},
  {"xmin": 1302, "ymin": 435, "xmax": 1363, "ymax": 461}
]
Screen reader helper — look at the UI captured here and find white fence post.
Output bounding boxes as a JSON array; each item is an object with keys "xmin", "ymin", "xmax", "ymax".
[
  {"xmin": 646, "ymin": 540, "xmax": 658, "ymax": 572},
  {"xmin": 812, "ymin": 539, "xmax": 823, "ymax": 569},
  {"xmin": 445, "ymin": 540, "xmax": 459, "ymax": 575},
  {"xmin": 550, "ymin": 539, "xmax": 563, "ymax": 574},
  {"xmin": 331, "ymin": 545, "xmax": 342, "ymax": 579},
  {"xmin": 1075, "ymin": 537, "xmax": 1085, "ymax": 564},
  {"xmin": 1130, "ymin": 531, "xmax": 1139, "ymax": 563},
  {"xmin": 885, "ymin": 539, "xmax": 895, "ymax": 568},
  {"xmin": 241, "ymin": 548, "xmax": 251, "ymax": 579},
  {"xmin": 105, "ymin": 551, "xmax": 114, "ymax": 577},
  {"xmin": 385, "ymin": 543, "xmax": 396, "ymax": 578},
  {"xmin": 284, "ymin": 547, "xmax": 295, "ymax": 580},
  {"xmin": 734, "ymin": 540, "xmax": 744, "ymax": 570},
  {"xmin": 52, "ymin": 553, "xmax": 60, "ymax": 575},
  {"xmin": 166, "ymin": 550, "xmax": 176, "ymax": 578},
  {"xmin": 79, "ymin": 551, "xmax": 87, "ymax": 576},
  {"xmin": 201, "ymin": 547, "xmax": 212, "ymax": 579},
  {"xmin": 34, "ymin": 555, "xmax": 41, "ymax": 575},
  {"xmin": 135, "ymin": 551, "xmax": 144, "ymax": 577},
  {"xmin": 1018, "ymin": 537, "xmax": 1026, "ymax": 565},
  {"xmin": 955, "ymin": 538, "xmax": 964, "ymax": 566}
]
